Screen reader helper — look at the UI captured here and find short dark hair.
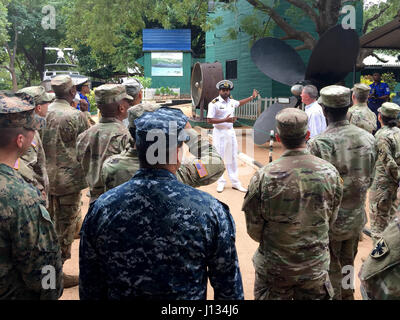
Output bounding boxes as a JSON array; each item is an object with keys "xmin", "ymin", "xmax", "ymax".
[
  {"xmin": 280, "ymin": 134, "xmax": 307, "ymax": 149},
  {"xmin": 137, "ymin": 134, "xmax": 183, "ymax": 167},
  {"xmin": 0, "ymin": 127, "xmax": 31, "ymax": 149},
  {"xmin": 322, "ymin": 105, "xmax": 350, "ymax": 122},
  {"xmin": 381, "ymin": 115, "xmax": 398, "ymax": 128},
  {"xmin": 353, "ymin": 90, "xmax": 369, "ymax": 103},
  {"xmin": 98, "ymin": 102, "xmax": 120, "ymax": 117}
]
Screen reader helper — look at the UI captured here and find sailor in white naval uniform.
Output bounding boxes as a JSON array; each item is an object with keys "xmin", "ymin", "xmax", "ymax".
[{"xmin": 207, "ymin": 80, "xmax": 258, "ymax": 193}]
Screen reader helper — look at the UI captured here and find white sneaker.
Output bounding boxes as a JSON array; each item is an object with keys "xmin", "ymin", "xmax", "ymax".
[
  {"xmin": 233, "ymin": 185, "xmax": 247, "ymax": 193},
  {"xmin": 217, "ymin": 184, "xmax": 225, "ymax": 193}
]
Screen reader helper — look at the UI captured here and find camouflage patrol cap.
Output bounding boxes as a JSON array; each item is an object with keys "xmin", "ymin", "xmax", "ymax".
[
  {"xmin": 135, "ymin": 107, "xmax": 190, "ymax": 147},
  {"xmin": 128, "ymin": 102, "xmax": 161, "ymax": 129},
  {"xmin": 318, "ymin": 85, "xmax": 351, "ymax": 108},
  {"xmin": 276, "ymin": 108, "xmax": 308, "ymax": 138},
  {"xmin": 216, "ymin": 80, "xmax": 234, "ymax": 90},
  {"xmin": 352, "ymin": 83, "xmax": 370, "ymax": 94},
  {"xmin": 94, "ymin": 84, "xmax": 133, "ymax": 106},
  {"xmin": 17, "ymin": 86, "xmax": 55, "ymax": 105},
  {"xmin": 124, "ymin": 78, "xmax": 143, "ymax": 98},
  {"xmin": 0, "ymin": 91, "xmax": 46, "ymax": 130},
  {"xmin": 51, "ymin": 75, "xmax": 74, "ymax": 94},
  {"xmin": 378, "ymin": 102, "xmax": 400, "ymax": 119}
]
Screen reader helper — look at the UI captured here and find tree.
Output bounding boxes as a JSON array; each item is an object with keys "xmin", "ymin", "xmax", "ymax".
[
  {"xmin": 361, "ymin": 0, "xmax": 400, "ymax": 63},
  {"xmin": 16, "ymin": 0, "xmax": 69, "ymax": 86},
  {"xmin": 0, "ymin": 0, "xmax": 69, "ymax": 90},
  {"xmin": 63, "ymin": 0, "xmax": 210, "ymax": 77}
]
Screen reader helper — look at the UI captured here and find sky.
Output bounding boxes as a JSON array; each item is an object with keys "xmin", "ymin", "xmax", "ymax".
[{"xmin": 364, "ymin": 0, "xmax": 388, "ymax": 8}]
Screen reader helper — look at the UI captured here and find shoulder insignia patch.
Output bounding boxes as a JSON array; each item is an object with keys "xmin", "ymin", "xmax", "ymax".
[
  {"xmin": 212, "ymin": 98, "xmax": 219, "ymax": 103},
  {"xmin": 194, "ymin": 160, "xmax": 208, "ymax": 178},
  {"xmin": 31, "ymin": 140, "xmax": 37, "ymax": 148},
  {"xmin": 371, "ymin": 238, "xmax": 390, "ymax": 259}
]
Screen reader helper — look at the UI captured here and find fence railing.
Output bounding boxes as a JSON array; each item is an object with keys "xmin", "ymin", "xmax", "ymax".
[
  {"xmin": 235, "ymin": 96, "xmax": 279, "ymax": 120},
  {"xmin": 142, "ymin": 88, "xmax": 180, "ymax": 101}
]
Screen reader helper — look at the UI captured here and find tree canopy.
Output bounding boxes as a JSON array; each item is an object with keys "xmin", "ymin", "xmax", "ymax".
[{"xmin": 0, "ymin": 0, "xmax": 398, "ymax": 90}]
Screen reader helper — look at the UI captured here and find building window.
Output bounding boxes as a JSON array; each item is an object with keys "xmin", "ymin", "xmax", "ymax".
[{"xmin": 226, "ymin": 60, "xmax": 237, "ymax": 80}]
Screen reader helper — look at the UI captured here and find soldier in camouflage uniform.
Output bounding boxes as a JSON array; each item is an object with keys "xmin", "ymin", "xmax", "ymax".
[
  {"xmin": 79, "ymin": 107, "xmax": 243, "ymax": 300},
  {"xmin": 41, "ymin": 75, "xmax": 89, "ymax": 288},
  {"xmin": 102, "ymin": 103, "xmax": 225, "ymax": 190},
  {"xmin": 359, "ymin": 213, "xmax": 400, "ymax": 300},
  {"xmin": 308, "ymin": 85, "xmax": 377, "ymax": 300},
  {"xmin": 76, "ymin": 84, "xmax": 133, "ymax": 203},
  {"xmin": 122, "ymin": 78, "xmax": 143, "ymax": 127},
  {"xmin": 0, "ymin": 92, "xmax": 62, "ymax": 300},
  {"xmin": 347, "ymin": 83, "xmax": 377, "ymax": 134},
  {"xmin": 15, "ymin": 86, "xmax": 55, "ymax": 207},
  {"xmin": 242, "ymin": 108, "xmax": 343, "ymax": 300},
  {"xmin": 369, "ymin": 102, "xmax": 400, "ymax": 243}
]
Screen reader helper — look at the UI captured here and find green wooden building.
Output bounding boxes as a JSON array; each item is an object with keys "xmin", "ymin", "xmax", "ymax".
[{"xmin": 205, "ymin": 0, "xmax": 363, "ymax": 100}]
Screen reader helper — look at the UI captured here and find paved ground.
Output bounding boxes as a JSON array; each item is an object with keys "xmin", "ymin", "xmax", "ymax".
[{"xmin": 60, "ymin": 126, "xmax": 373, "ymax": 300}]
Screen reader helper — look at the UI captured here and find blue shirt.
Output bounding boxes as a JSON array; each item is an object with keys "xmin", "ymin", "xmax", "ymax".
[
  {"xmin": 79, "ymin": 168, "xmax": 244, "ymax": 300},
  {"xmin": 368, "ymin": 82, "xmax": 390, "ymax": 111},
  {"xmin": 77, "ymin": 92, "xmax": 90, "ymax": 112}
]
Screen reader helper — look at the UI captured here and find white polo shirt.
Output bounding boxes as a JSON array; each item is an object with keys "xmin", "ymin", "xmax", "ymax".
[
  {"xmin": 207, "ymin": 96, "xmax": 240, "ymax": 130},
  {"xmin": 305, "ymin": 101, "xmax": 327, "ymax": 138}
]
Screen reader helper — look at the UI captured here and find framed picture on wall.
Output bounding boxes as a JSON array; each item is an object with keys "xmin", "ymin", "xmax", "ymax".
[{"xmin": 151, "ymin": 52, "xmax": 183, "ymax": 77}]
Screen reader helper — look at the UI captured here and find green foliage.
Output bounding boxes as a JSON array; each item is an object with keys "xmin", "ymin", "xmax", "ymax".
[
  {"xmin": 87, "ymin": 90, "xmax": 98, "ymax": 115},
  {"xmin": 364, "ymin": 0, "xmax": 400, "ymax": 33},
  {"xmin": 135, "ymin": 76, "xmax": 152, "ymax": 89},
  {"xmin": 0, "ymin": 0, "xmax": 9, "ymax": 45},
  {"xmin": 0, "ymin": 0, "xmax": 70, "ymax": 87},
  {"xmin": 155, "ymin": 86, "xmax": 177, "ymax": 96},
  {"xmin": 381, "ymin": 72, "xmax": 397, "ymax": 93},
  {"xmin": 64, "ymin": 0, "xmax": 209, "ymax": 75},
  {"xmin": 239, "ymin": 10, "xmax": 276, "ymax": 45},
  {"xmin": 364, "ymin": 0, "xmax": 400, "ymax": 56},
  {"xmin": 0, "ymin": 67, "xmax": 12, "ymax": 90}
]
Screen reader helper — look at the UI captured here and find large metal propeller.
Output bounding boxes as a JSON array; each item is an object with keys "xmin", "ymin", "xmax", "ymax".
[
  {"xmin": 251, "ymin": 37, "xmax": 306, "ymax": 87},
  {"xmin": 251, "ymin": 25, "xmax": 360, "ymax": 144}
]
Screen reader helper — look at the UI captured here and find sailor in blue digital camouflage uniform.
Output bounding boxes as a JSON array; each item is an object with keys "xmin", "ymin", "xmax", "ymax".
[
  {"xmin": 79, "ymin": 106, "xmax": 244, "ymax": 300},
  {"xmin": 368, "ymin": 72, "xmax": 391, "ymax": 130}
]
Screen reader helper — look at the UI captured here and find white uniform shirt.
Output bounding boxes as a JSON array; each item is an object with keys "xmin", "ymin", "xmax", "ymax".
[
  {"xmin": 207, "ymin": 96, "xmax": 240, "ymax": 130},
  {"xmin": 305, "ymin": 101, "xmax": 327, "ymax": 138}
]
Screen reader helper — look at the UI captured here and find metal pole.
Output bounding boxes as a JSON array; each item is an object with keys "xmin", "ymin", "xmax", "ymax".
[{"xmin": 269, "ymin": 130, "xmax": 274, "ymax": 163}]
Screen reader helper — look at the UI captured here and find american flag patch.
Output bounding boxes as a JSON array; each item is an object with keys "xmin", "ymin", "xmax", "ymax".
[{"xmin": 194, "ymin": 160, "xmax": 208, "ymax": 178}]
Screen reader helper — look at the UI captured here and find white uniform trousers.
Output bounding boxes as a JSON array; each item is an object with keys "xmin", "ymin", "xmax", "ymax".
[{"xmin": 212, "ymin": 127, "xmax": 240, "ymax": 187}]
